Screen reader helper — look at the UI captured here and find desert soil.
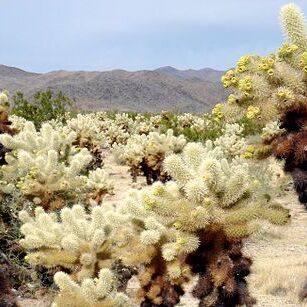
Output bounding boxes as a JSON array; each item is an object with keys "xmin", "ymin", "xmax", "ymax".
[{"xmin": 18, "ymin": 150, "xmax": 307, "ymax": 307}]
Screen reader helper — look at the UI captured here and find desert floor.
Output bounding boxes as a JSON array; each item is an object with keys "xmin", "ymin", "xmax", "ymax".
[{"xmin": 18, "ymin": 150, "xmax": 307, "ymax": 307}]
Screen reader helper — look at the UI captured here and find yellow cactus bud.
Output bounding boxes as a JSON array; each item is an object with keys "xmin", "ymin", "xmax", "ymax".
[
  {"xmin": 143, "ymin": 195, "xmax": 156, "ymax": 209},
  {"xmin": 253, "ymin": 179, "xmax": 260, "ymax": 187},
  {"xmin": 243, "ymin": 152, "xmax": 254, "ymax": 159},
  {"xmin": 202, "ymin": 175, "xmax": 209, "ymax": 181},
  {"xmin": 276, "ymin": 88, "xmax": 293, "ymax": 101},
  {"xmin": 212, "ymin": 103, "xmax": 224, "ymax": 120},
  {"xmin": 227, "ymin": 94, "xmax": 237, "ymax": 104},
  {"xmin": 246, "ymin": 106, "xmax": 260, "ymax": 119},
  {"xmin": 203, "ymin": 197, "xmax": 211, "ymax": 206},
  {"xmin": 176, "ymin": 238, "xmax": 187, "ymax": 245},
  {"xmin": 152, "ymin": 185, "xmax": 165, "ymax": 196},
  {"xmin": 173, "ymin": 221, "xmax": 182, "ymax": 229}
]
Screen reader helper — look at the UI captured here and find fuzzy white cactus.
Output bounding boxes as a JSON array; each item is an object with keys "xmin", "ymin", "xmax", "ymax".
[
  {"xmin": 214, "ymin": 123, "xmax": 247, "ymax": 157},
  {"xmin": 8, "ymin": 115, "xmax": 28, "ymax": 131},
  {"xmin": 261, "ymin": 121, "xmax": 286, "ymax": 143},
  {"xmin": 0, "ymin": 121, "xmax": 112, "ymax": 207},
  {"xmin": 112, "ymin": 129, "xmax": 186, "ymax": 183},
  {"xmin": 0, "ymin": 121, "xmax": 77, "ymax": 152},
  {"xmin": 103, "ymin": 124, "xmax": 130, "ymax": 147},
  {"xmin": 117, "ymin": 141, "xmax": 289, "ymax": 268},
  {"xmin": 112, "ymin": 134, "xmax": 147, "ymax": 168},
  {"xmin": 109, "ymin": 141, "xmax": 289, "ymax": 306},
  {"xmin": 149, "ymin": 114, "xmax": 163, "ymax": 127},
  {"xmin": 66, "ymin": 113, "xmax": 105, "ymax": 147},
  {"xmin": 280, "ymin": 3, "xmax": 307, "ymax": 50},
  {"xmin": 177, "ymin": 113, "xmax": 208, "ymax": 133},
  {"xmin": 19, "ymin": 204, "xmax": 117, "ymax": 280},
  {"xmin": 52, "ymin": 269, "xmax": 131, "ymax": 307},
  {"xmin": 177, "ymin": 113, "xmax": 196, "ymax": 128},
  {"xmin": 220, "ymin": 3, "xmax": 307, "ymax": 126},
  {"xmin": 86, "ymin": 168, "xmax": 114, "ymax": 204},
  {"xmin": 0, "ymin": 90, "xmax": 9, "ymax": 106}
]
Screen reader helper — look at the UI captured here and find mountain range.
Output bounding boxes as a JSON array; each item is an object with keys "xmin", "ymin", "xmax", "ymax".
[{"xmin": 0, "ymin": 65, "xmax": 227, "ymax": 112}]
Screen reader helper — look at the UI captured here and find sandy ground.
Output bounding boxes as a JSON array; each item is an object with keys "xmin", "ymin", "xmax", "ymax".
[
  {"xmin": 245, "ymin": 190, "xmax": 307, "ymax": 307},
  {"xmin": 17, "ymin": 298, "xmax": 52, "ymax": 307},
  {"xmin": 18, "ymin": 150, "xmax": 307, "ymax": 307}
]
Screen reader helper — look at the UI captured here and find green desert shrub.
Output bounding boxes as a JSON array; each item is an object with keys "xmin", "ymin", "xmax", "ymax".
[{"xmin": 12, "ymin": 90, "xmax": 73, "ymax": 128}]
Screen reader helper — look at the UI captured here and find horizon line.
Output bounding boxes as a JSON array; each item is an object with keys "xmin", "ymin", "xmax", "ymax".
[{"xmin": 0, "ymin": 63, "xmax": 228, "ymax": 75}]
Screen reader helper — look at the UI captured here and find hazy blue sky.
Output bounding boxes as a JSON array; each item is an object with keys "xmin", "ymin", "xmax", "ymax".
[{"xmin": 1, "ymin": 0, "xmax": 307, "ymax": 72}]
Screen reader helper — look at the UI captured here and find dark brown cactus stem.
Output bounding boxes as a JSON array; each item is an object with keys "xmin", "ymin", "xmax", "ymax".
[
  {"xmin": 140, "ymin": 155, "xmax": 171, "ymax": 185},
  {"xmin": 141, "ymin": 163, "xmax": 171, "ymax": 185},
  {"xmin": 74, "ymin": 138, "xmax": 104, "ymax": 171},
  {"xmin": 0, "ymin": 267, "xmax": 19, "ymax": 307},
  {"xmin": 138, "ymin": 230, "xmax": 255, "ymax": 307},
  {"xmin": 129, "ymin": 156, "xmax": 171, "ymax": 185},
  {"xmin": 186, "ymin": 230, "xmax": 256, "ymax": 307},
  {"xmin": 0, "ymin": 109, "xmax": 16, "ymax": 166},
  {"xmin": 0, "ymin": 109, "xmax": 25, "ymax": 301},
  {"xmin": 140, "ymin": 277, "xmax": 184, "ymax": 307},
  {"xmin": 269, "ymin": 101, "xmax": 307, "ymax": 210},
  {"xmin": 272, "ymin": 132, "xmax": 307, "ymax": 209},
  {"xmin": 279, "ymin": 102, "xmax": 307, "ymax": 133},
  {"xmin": 138, "ymin": 254, "xmax": 185, "ymax": 307},
  {"xmin": 111, "ymin": 260, "xmax": 138, "ymax": 292}
]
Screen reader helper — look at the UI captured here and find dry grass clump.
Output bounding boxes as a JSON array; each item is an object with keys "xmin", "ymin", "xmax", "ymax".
[{"xmin": 248, "ymin": 256, "xmax": 307, "ymax": 306}]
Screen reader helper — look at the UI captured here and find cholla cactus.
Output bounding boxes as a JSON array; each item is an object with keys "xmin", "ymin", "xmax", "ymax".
[
  {"xmin": 262, "ymin": 157, "xmax": 291, "ymax": 194},
  {"xmin": 177, "ymin": 113, "xmax": 196, "ymax": 128},
  {"xmin": 52, "ymin": 269, "xmax": 131, "ymax": 307},
  {"xmin": 218, "ymin": 4, "xmax": 307, "ymax": 210},
  {"xmin": 149, "ymin": 114, "xmax": 163, "ymax": 128},
  {"xmin": 102, "ymin": 113, "xmax": 134, "ymax": 147},
  {"xmin": 65, "ymin": 113, "xmax": 104, "ymax": 167},
  {"xmin": 116, "ymin": 141, "xmax": 289, "ymax": 305},
  {"xmin": 131, "ymin": 120, "xmax": 155, "ymax": 135},
  {"xmin": 261, "ymin": 121, "xmax": 286, "ymax": 143},
  {"xmin": 212, "ymin": 103, "xmax": 225, "ymax": 122},
  {"xmin": 0, "ymin": 122, "xmax": 112, "ymax": 208},
  {"xmin": 0, "ymin": 90, "xmax": 9, "ymax": 106},
  {"xmin": 112, "ymin": 129, "xmax": 186, "ymax": 184},
  {"xmin": 103, "ymin": 124, "xmax": 130, "ymax": 147},
  {"xmin": 65, "ymin": 112, "xmax": 160, "ymax": 168},
  {"xmin": 112, "ymin": 134, "xmax": 146, "ymax": 181},
  {"xmin": 176, "ymin": 113, "xmax": 211, "ymax": 134},
  {"xmin": 101, "ymin": 113, "xmax": 157, "ymax": 147},
  {"xmin": 0, "ymin": 91, "xmax": 15, "ymax": 134},
  {"xmin": 273, "ymin": 5, "xmax": 307, "ymax": 208},
  {"xmin": 8, "ymin": 115, "xmax": 27, "ymax": 131},
  {"xmin": 0, "ymin": 92, "xmax": 17, "ymax": 166},
  {"xmin": 241, "ymin": 121, "xmax": 286, "ymax": 160},
  {"xmin": 214, "ymin": 123, "xmax": 247, "ymax": 157},
  {"xmin": 65, "ymin": 114, "xmax": 106, "ymax": 170},
  {"xmin": 19, "ymin": 204, "xmax": 135, "ymax": 305},
  {"xmin": 66, "ymin": 113, "xmax": 104, "ymax": 148},
  {"xmin": 19, "ymin": 204, "xmax": 116, "ymax": 281},
  {"xmin": 86, "ymin": 168, "xmax": 113, "ymax": 204},
  {"xmin": 280, "ymin": 3, "xmax": 307, "ymax": 50},
  {"xmin": 220, "ymin": 49, "xmax": 306, "ymax": 123},
  {"xmin": 65, "ymin": 112, "xmax": 134, "ymax": 149},
  {"xmin": 219, "ymin": 4, "xmax": 307, "ymax": 127},
  {"xmin": 130, "ymin": 114, "xmax": 156, "ymax": 135},
  {"xmin": 274, "ymin": 129, "xmax": 307, "ymax": 207}
]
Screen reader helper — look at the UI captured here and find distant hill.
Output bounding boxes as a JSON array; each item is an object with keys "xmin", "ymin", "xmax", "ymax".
[
  {"xmin": 0, "ymin": 65, "xmax": 227, "ymax": 113},
  {"xmin": 154, "ymin": 66, "xmax": 225, "ymax": 83}
]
